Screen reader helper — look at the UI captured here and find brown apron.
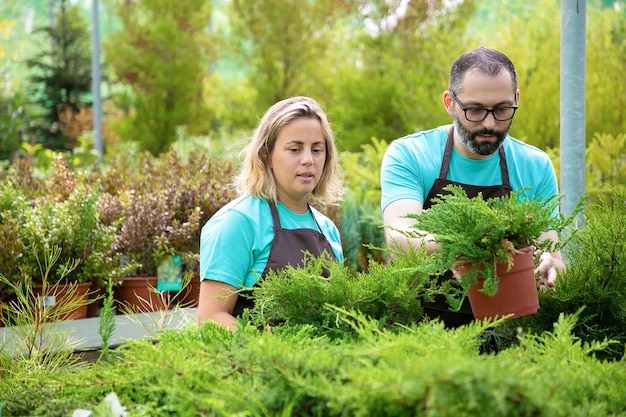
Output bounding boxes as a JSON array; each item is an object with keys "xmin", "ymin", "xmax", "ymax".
[
  {"xmin": 422, "ymin": 127, "xmax": 512, "ymax": 328},
  {"xmin": 232, "ymin": 201, "xmax": 337, "ymax": 317}
]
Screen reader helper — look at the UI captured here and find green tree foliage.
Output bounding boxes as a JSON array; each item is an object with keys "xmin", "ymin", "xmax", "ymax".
[
  {"xmin": 326, "ymin": 0, "xmax": 476, "ymax": 151},
  {"xmin": 586, "ymin": 132, "xmax": 626, "ymax": 202},
  {"xmin": 226, "ymin": 0, "xmax": 354, "ymax": 113},
  {"xmin": 586, "ymin": 4, "xmax": 626, "ymax": 142},
  {"xmin": 340, "ymin": 138, "xmax": 389, "ymax": 271},
  {"xmin": 0, "ymin": 90, "xmax": 30, "ymax": 160},
  {"xmin": 223, "ymin": 1, "xmax": 476, "ymax": 152},
  {"xmin": 104, "ymin": 0, "xmax": 214, "ymax": 155},
  {"xmin": 24, "ymin": 1, "xmax": 92, "ymax": 151},
  {"xmin": 467, "ymin": 0, "xmax": 561, "ymax": 149},
  {"xmin": 0, "ymin": 2, "xmax": 55, "ymax": 88},
  {"xmin": 545, "ymin": 132, "xmax": 625, "ymax": 206}
]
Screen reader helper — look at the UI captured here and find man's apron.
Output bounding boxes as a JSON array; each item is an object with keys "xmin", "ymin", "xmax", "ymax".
[{"xmin": 422, "ymin": 127, "xmax": 512, "ymax": 327}]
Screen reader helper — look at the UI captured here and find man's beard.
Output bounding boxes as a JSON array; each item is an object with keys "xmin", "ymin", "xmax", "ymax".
[{"xmin": 453, "ymin": 113, "xmax": 511, "ymax": 156}]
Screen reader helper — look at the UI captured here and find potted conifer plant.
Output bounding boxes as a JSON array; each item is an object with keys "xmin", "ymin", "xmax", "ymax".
[{"xmin": 405, "ymin": 185, "xmax": 582, "ymax": 320}]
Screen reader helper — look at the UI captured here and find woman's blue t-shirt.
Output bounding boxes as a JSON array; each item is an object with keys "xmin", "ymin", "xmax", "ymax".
[{"xmin": 200, "ymin": 195, "xmax": 343, "ymax": 289}]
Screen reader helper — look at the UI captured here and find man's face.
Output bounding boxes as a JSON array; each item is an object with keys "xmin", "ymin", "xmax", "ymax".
[
  {"xmin": 449, "ymin": 70, "xmax": 518, "ymax": 157},
  {"xmin": 453, "ymin": 112, "xmax": 512, "ymax": 156}
]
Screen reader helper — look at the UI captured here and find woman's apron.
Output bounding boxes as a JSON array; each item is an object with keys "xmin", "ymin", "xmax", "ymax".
[
  {"xmin": 421, "ymin": 127, "xmax": 512, "ymax": 328},
  {"xmin": 232, "ymin": 201, "xmax": 337, "ymax": 317}
]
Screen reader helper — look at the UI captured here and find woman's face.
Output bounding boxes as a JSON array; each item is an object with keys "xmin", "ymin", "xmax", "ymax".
[{"xmin": 268, "ymin": 117, "xmax": 327, "ymax": 213}]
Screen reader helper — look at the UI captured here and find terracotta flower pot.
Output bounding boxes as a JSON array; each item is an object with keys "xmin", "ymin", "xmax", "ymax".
[
  {"xmin": 86, "ymin": 281, "xmax": 107, "ymax": 318},
  {"xmin": 114, "ymin": 276, "xmax": 167, "ymax": 313},
  {"xmin": 464, "ymin": 246, "xmax": 539, "ymax": 320},
  {"xmin": 178, "ymin": 272, "xmax": 200, "ymax": 308},
  {"xmin": 33, "ymin": 282, "xmax": 93, "ymax": 321}
]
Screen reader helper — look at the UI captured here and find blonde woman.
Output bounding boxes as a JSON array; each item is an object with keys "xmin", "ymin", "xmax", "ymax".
[{"xmin": 198, "ymin": 96, "xmax": 344, "ymax": 330}]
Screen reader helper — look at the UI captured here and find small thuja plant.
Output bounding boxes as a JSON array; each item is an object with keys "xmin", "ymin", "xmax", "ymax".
[
  {"xmin": 98, "ymin": 278, "xmax": 116, "ymax": 363},
  {"xmin": 0, "ymin": 245, "xmax": 88, "ymax": 371}
]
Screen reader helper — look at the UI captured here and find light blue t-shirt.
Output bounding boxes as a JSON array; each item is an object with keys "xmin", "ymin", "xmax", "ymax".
[
  {"xmin": 200, "ymin": 195, "xmax": 343, "ymax": 289},
  {"xmin": 381, "ymin": 125, "xmax": 560, "ymax": 213}
]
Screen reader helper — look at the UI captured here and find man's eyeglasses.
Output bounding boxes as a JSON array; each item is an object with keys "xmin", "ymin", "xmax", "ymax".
[{"xmin": 450, "ymin": 91, "xmax": 518, "ymax": 122}]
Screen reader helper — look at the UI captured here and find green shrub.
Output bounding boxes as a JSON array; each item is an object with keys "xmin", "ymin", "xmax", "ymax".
[
  {"xmin": 98, "ymin": 149, "xmax": 236, "ymax": 276},
  {"xmin": 339, "ymin": 138, "xmax": 389, "ymax": 272},
  {"xmin": 246, "ymin": 248, "xmax": 448, "ymax": 338},
  {"xmin": 2, "ymin": 312, "xmax": 625, "ymax": 416},
  {"xmin": 19, "ymin": 182, "xmax": 119, "ymax": 287},
  {"xmin": 544, "ymin": 188, "xmax": 626, "ymax": 360},
  {"xmin": 0, "ymin": 155, "xmax": 123, "ymax": 291},
  {"xmin": 473, "ymin": 188, "xmax": 626, "ymax": 360}
]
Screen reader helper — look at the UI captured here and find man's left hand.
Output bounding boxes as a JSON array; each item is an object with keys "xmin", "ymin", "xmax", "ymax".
[{"xmin": 535, "ymin": 252, "xmax": 563, "ymax": 290}]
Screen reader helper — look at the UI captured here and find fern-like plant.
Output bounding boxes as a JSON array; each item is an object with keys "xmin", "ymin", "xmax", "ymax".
[{"xmin": 405, "ymin": 185, "xmax": 582, "ymax": 303}]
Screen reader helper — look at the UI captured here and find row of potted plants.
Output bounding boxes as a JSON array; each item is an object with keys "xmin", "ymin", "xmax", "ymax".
[
  {"xmin": 0, "ymin": 150, "xmax": 237, "ymax": 323},
  {"xmin": 1, "ymin": 146, "xmax": 588, "ymax": 326}
]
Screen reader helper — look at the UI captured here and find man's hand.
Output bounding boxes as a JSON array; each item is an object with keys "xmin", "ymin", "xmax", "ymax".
[{"xmin": 535, "ymin": 252, "xmax": 563, "ymax": 290}]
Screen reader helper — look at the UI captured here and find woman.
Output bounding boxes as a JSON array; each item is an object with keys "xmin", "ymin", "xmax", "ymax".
[{"xmin": 197, "ymin": 96, "xmax": 344, "ymax": 330}]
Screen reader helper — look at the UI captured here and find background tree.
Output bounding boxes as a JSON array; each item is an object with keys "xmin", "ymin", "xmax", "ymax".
[
  {"xmin": 1, "ymin": 17, "xmax": 25, "ymax": 160},
  {"xmin": 585, "ymin": 3, "xmax": 626, "ymax": 142},
  {"xmin": 327, "ymin": 0, "xmax": 476, "ymax": 151},
  {"xmin": 224, "ymin": 0, "xmax": 474, "ymax": 152},
  {"xmin": 226, "ymin": 0, "xmax": 354, "ymax": 112},
  {"xmin": 103, "ymin": 0, "xmax": 214, "ymax": 155},
  {"xmin": 24, "ymin": 0, "xmax": 92, "ymax": 151}
]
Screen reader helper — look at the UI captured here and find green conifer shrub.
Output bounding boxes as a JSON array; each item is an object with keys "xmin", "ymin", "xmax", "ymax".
[
  {"xmin": 246, "ymin": 248, "xmax": 449, "ymax": 338},
  {"xmin": 472, "ymin": 188, "xmax": 626, "ymax": 360}
]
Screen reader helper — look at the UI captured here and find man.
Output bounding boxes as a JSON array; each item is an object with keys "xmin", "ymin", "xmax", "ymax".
[{"xmin": 380, "ymin": 46, "xmax": 563, "ymax": 327}]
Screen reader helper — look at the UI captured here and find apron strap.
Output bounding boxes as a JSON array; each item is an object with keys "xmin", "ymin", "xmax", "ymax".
[{"xmin": 268, "ymin": 201, "xmax": 282, "ymax": 229}]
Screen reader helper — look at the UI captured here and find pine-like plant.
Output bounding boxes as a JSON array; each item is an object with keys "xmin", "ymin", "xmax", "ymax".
[{"xmin": 404, "ymin": 185, "xmax": 582, "ymax": 305}]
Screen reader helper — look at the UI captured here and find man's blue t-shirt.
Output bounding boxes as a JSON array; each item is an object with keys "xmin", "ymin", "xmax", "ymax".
[
  {"xmin": 381, "ymin": 125, "xmax": 560, "ymax": 213},
  {"xmin": 200, "ymin": 195, "xmax": 343, "ymax": 289}
]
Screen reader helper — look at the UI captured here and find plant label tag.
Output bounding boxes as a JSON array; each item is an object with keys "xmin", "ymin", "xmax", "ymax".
[
  {"xmin": 43, "ymin": 295, "xmax": 56, "ymax": 307},
  {"xmin": 157, "ymin": 255, "xmax": 183, "ymax": 291}
]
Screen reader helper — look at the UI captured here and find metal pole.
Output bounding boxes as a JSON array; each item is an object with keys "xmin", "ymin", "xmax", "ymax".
[
  {"xmin": 560, "ymin": 0, "xmax": 586, "ymax": 221},
  {"xmin": 91, "ymin": 0, "xmax": 103, "ymax": 161}
]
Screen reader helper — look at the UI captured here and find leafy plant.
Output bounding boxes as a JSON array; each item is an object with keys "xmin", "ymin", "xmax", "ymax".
[
  {"xmin": 531, "ymin": 187, "xmax": 626, "ymax": 361},
  {"xmin": 405, "ymin": 185, "xmax": 583, "ymax": 303},
  {"xmin": 0, "ymin": 155, "xmax": 129, "ymax": 300},
  {"xmin": 97, "ymin": 279, "xmax": 117, "ymax": 364},
  {"xmin": 0, "ymin": 245, "xmax": 89, "ymax": 370},
  {"xmin": 19, "ymin": 182, "xmax": 123, "ymax": 288},
  {"xmin": 98, "ymin": 149, "xmax": 236, "ymax": 277}
]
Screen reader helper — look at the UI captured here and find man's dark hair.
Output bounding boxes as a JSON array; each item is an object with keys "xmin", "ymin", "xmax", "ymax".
[{"xmin": 449, "ymin": 46, "xmax": 518, "ymax": 94}]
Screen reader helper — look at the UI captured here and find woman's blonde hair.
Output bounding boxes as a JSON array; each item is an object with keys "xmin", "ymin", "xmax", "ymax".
[{"xmin": 235, "ymin": 96, "xmax": 343, "ymax": 205}]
